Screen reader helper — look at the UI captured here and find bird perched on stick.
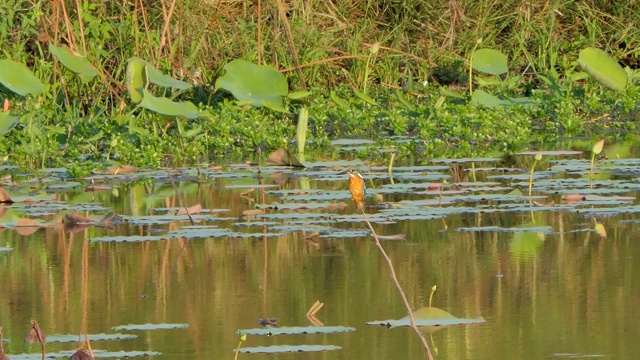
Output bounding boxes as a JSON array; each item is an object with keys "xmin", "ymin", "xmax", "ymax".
[{"xmin": 347, "ymin": 169, "xmax": 365, "ymax": 211}]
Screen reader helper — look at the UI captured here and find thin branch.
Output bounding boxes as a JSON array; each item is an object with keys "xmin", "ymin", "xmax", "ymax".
[{"xmin": 361, "ymin": 209, "xmax": 434, "ymax": 360}]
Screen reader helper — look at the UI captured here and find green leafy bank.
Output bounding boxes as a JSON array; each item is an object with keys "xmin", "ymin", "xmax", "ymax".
[{"xmin": 0, "ymin": 1, "xmax": 639, "ymax": 173}]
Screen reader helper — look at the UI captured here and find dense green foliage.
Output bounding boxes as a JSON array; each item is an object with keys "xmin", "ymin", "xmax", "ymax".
[{"xmin": 0, "ymin": 0, "xmax": 639, "ymax": 173}]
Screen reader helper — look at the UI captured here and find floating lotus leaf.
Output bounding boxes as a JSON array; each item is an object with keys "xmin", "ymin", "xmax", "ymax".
[
  {"xmin": 237, "ymin": 325, "xmax": 355, "ymax": 336},
  {"xmin": 237, "ymin": 345, "xmax": 341, "ymax": 354},
  {"xmin": 0, "ymin": 188, "xmax": 55, "ymax": 203},
  {"xmin": 319, "ymin": 230, "xmax": 370, "ymax": 238},
  {"xmin": 0, "ymin": 59, "xmax": 44, "ymax": 95},
  {"xmin": 90, "ymin": 235, "xmax": 165, "ymax": 242},
  {"xmin": 45, "ymin": 333, "xmax": 137, "ymax": 343},
  {"xmin": 255, "ymin": 201, "xmax": 346, "ymax": 210},
  {"xmin": 49, "ymin": 43, "xmax": 98, "ymax": 84},
  {"xmin": 578, "ymin": 47, "xmax": 627, "ymax": 91},
  {"xmin": 431, "ymin": 157, "xmax": 501, "ymax": 164},
  {"xmin": 517, "ymin": 150, "xmax": 582, "ymax": 157},
  {"xmin": 215, "ymin": 59, "xmax": 288, "ymax": 108},
  {"xmin": 225, "ymin": 184, "xmax": 280, "ymax": 189},
  {"xmin": 367, "ymin": 306, "xmax": 486, "ymax": 327},
  {"xmin": 457, "ymin": 226, "xmax": 553, "ymax": 233},
  {"xmin": 8, "ymin": 350, "xmax": 162, "ymax": 359},
  {"xmin": 112, "ymin": 323, "xmax": 189, "ymax": 331},
  {"xmin": 228, "ymin": 232, "xmax": 283, "ymax": 238},
  {"xmin": 330, "ymin": 139, "xmax": 376, "ymax": 146},
  {"xmin": 472, "ymin": 48, "xmax": 508, "ymax": 75},
  {"xmin": 269, "ymin": 224, "xmax": 333, "ymax": 232}
]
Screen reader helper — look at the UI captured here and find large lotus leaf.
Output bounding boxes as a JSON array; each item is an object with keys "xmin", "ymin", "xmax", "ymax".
[
  {"xmin": 578, "ymin": 47, "xmax": 627, "ymax": 91},
  {"xmin": 215, "ymin": 59, "xmax": 288, "ymax": 108},
  {"xmin": 472, "ymin": 48, "xmax": 508, "ymax": 75},
  {"xmin": 0, "ymin": 59, "xmax": 44, "ymax": 95},
  {"xmin": 0, "ymin": 112, "xmax": 19, "ymax": 135},
  {"xmin": 49, "ymin": 43, "xmax": 97, "ymax": 84},
  {"xmin": 139, "ymin": 89, "xmax": 200, "ymax": 118},
  {"xmin": 126, "ymin": 57, "xmax": 148, "ymax": 102}
]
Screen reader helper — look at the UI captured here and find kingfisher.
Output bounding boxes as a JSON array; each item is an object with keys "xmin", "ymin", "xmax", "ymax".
[{"xmin": 347, "ymin": 169, "xmax": 366, "ymax": 211}]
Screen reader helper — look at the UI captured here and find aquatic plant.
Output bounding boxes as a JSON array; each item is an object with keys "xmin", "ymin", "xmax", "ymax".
[
  {"xmin": 591, "ymin": 139, "xmax": 605, "ymax": 188},
  {"xmin": 529, "ymin": 151, "xmax": 543, "ymax": 198}
]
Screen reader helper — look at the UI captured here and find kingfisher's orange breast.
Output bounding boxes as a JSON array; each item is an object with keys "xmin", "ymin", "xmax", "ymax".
[{"xmin": 348, "ymin": 176, "xmax": 365, "ymax": 210}]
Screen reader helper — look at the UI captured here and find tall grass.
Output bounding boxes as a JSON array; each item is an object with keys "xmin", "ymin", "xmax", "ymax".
[{"xmin": 1, "ymin": 0, "xmax": 637, "ymax": 102}]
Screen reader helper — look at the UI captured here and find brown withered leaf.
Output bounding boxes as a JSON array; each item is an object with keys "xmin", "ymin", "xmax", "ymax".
[
  {"xmin": 266, "ymin": 148, "xmax": 304, "ymax": 167},
  {"xmin": 240, "ymin": 189, "xmax": 255, "ymax": 196},
  {"xmin": 15, "ymin": 218, "xmax": 41, "ymax": 236},
  {"xmin": 241, "ymin": 209, "xmax": 265, "ymax": 217},
  {"xmin": 562, "ymin": 194, "xmax": 586, "ymax": 204},
  {"xmin": 24, "ymin": 320, "xmax": 46, "ymax": 344},
  {"xmin": 65, "ymin": 213, "xmax": 98, "ymax": 224},
  {"xmin": 175, "ymin": 204, "xmax": 202, "ymax": 215},
  {"xmin": 0, "ymin": 188, "xmax": 14, "ymax": 203},
  {"xmin": 304, "ymin": 231, "xmax": 320, "ymax": 240},
  {"xmin": 70, "ymin": 348, "xmax": 94, "ymax": 360},
  {"xmin": 84, "ymin": 184, "xmax": 113, "ymax": 192}
]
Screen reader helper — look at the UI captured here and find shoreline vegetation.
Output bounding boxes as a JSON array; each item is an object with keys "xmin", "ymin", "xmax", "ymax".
[{"xmin": 0, "ymin": 0, "xmax": 639, "ymax": 174}]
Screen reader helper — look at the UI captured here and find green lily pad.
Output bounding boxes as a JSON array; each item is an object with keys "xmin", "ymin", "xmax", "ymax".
[
  {"xmin": 457, "ymin": 226, "xmax": 553, "ymax": 233},
  {"xmin": 0, "ymin": 59, "xmax": 44, "ymax": 96},
  {"xmin": 49, "ymin": 43, "xmax": 98, "ymax": 84},
  {"xmin": 112, "ymin": 323, "xmax": 189, "ymax": 331},
  {"xmin": 237, "ymin": 345, "xmax": 341, "ymax": 354},
  {"xmin": 330, "ymin": 138, "xmax": 376, "ymax": 146},
  {"xmin": 215, "ymin": 59, "xmax": 288, "ymax": 108},
  {"xmin": 9, "ymin": 350, "xmax": 162, "ymax": 359},
  {"xmin": 46, "ymin": 333, "xmax": 137, "ymax": 343},
  {"xmin": 238, "ymin": 325, "xmax": 355, "ymax": 336}
]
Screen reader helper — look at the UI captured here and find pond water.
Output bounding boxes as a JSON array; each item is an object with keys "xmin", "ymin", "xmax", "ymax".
[{"xmin": 1, "ymin": 148, "xmax": 640, "ymax": 359}]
